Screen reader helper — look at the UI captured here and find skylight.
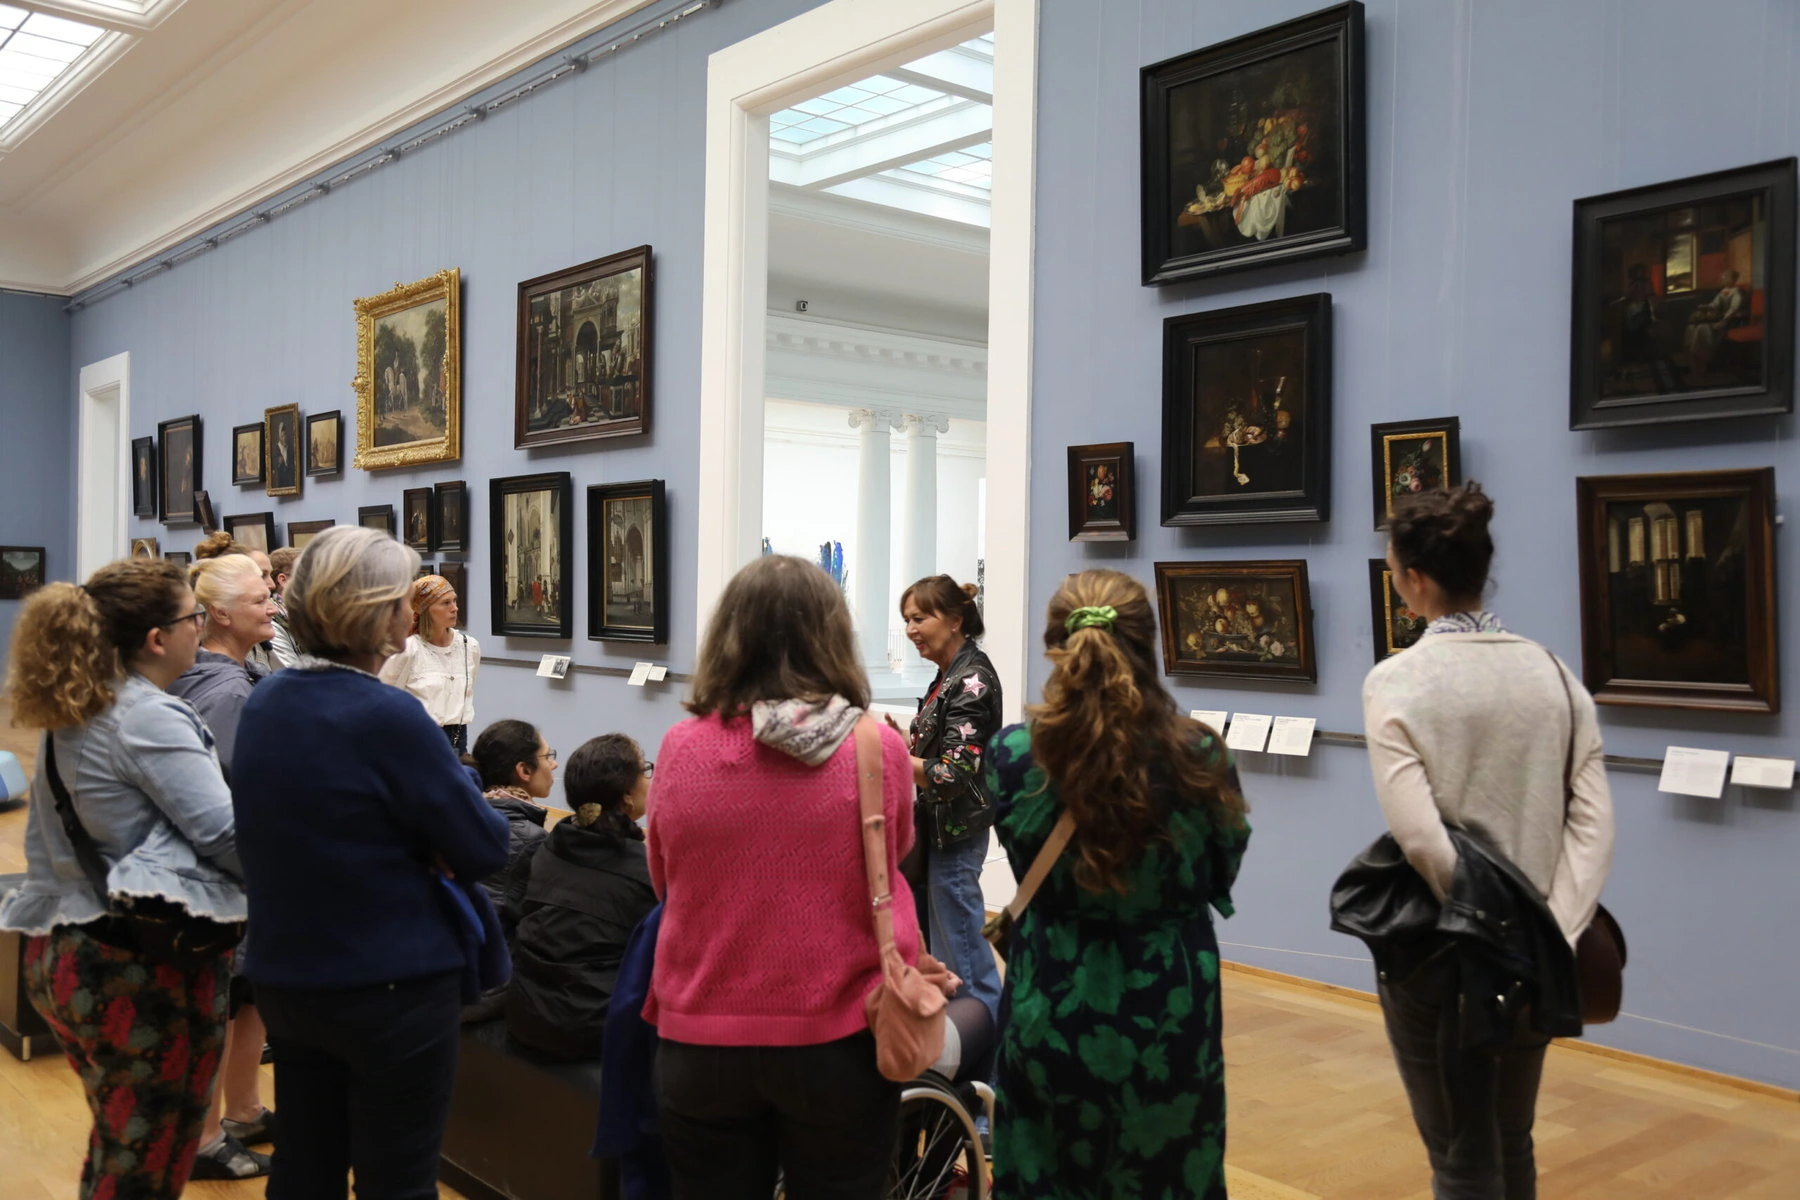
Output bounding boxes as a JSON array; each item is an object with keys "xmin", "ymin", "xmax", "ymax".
[
  {"xmin": 0, "ymin": 5, "xmax": 106, "ymax": 131},
  {"xmin": 768, "ymin": 35, "xmax": 995, "ymax": 226}
]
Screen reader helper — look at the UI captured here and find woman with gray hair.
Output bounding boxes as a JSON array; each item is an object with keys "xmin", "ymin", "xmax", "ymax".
[{"xmin": 230, "ymin": 525, "xmax": 509, "ymax": 1198}]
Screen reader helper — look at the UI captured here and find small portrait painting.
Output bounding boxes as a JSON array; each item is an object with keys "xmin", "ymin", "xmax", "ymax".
[
  {"xmin": 435, "ymin": 480, "xmax": 467, "ymax": 552},
  {"xmin": 403, "ymin": 487, "xmax": 435, "ymax": 552},
  {"xmin": 158, "ymin": 415, "xmax": 202, "ymax": 524},
  {"xmin": 0, "ymin": 546, "xmax": 45, "ymax": 599},
  {"xmin": 232, "ymin": 423, "xmax": 265, "ymax": 486},
  {"xmin": 265, "ymin": 405, "xmax": 302, "ymax": 497},
  {"xmin": 132, "ymin": 437, "xmax": 157, "ymax": 517},
  {"xmin": 1154, "ymin": 560, "xmax": 1316, "ymax": 682},
  {"xmin": 306, "ymin": 411, "xmax": 342, "ymax": 477}
]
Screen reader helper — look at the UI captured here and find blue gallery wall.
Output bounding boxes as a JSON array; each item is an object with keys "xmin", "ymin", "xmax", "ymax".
[
  {"xmin": 1031, "ymin": 0, "xmax": 1800, "ymax": 1086},
  {"xmin": 67, "ymin": 0, "xmax": 829, "ymax": 790},
  {"xmin": 0, "ymin": 290, "xmax": 73, "ymax": 669}
]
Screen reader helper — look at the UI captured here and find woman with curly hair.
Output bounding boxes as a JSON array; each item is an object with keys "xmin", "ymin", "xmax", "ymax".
[
  {"xmin": 984, "ymin": 568, "xmax": 1251, "ymax": 1200},
  {"xmin": 0, "ymin": 559, "xmax": 247, "ymax": 1199}
]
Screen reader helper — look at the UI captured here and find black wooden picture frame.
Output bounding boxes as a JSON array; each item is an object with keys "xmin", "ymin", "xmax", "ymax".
[
  {"xmin": 288, "ymin": 519, "xmax": 334, "ymax": 551},
  {"xmin": 0, "ymin": 546, "xmax": 46, "ymax": 600},
  {"xmin": 490, "ymin": 471, "xmax": 573, "ymax": 639},
  {"xmin": 1576, "ymin": 468, "xmax": 1779, "ymax": 714},
  {"xmin": 1162, "ymin": 292, "xmax": 1332, "ymax": 526},
  {"xmin": 222, "ymin": 511, "xmax": 276, "ymax": 554},
  {"xmin": 402, "ymin": 487, "xmax": 435, "ymax": 552},
  {"xmin": 587, "ymin": 479, "xmax": 668, "ymax": 644},
  {"xmin": 516, "ymin": 246, "xmax": 654, "ymax": 448},
  {"xmin": 306, "ymin": 410, "xmax": 343, "ymax": 478},
  {"xmin": 435, "ymin": 480, "xmax": 469, "ymax": 553},
  {"xmin": 1571, "ymin": 158, "xmax": 1796, "ymax": 429},
  {"xmin": 158, "ymin": 415, "xmax": 203, "ymax": 525},
  {"xmin": 1370, "ymin": 417, "xmax": 1461, "ymax": 529},
  {"xmin": 359, "ymin": 504, "xmax": 396, "ymax": 536},
  {"xmin": 231, "ymin": 423, "xmax": 264, "ymax": 486},
  {"xmin": 1141, "ymin": 2, "xmax": 1365, "ymax": 285},
  {"xmin": 1154, "ymin": 559, "xmax": 1317, "ymax": 682},
  {"xmin": 1067, "ymin": 442, "xmax": 1136, "ymax": 542},
  {"xmin": 131, "ymin": 436, "xmax": 157, "ymax": 518}
]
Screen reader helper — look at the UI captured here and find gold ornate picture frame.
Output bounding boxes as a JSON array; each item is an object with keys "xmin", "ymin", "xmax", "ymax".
[
  {"xmin": 352, "ymin": 269, "xmax": 462, "ymax": 470},
  {"xmin": 264, "ymin": 403, "xmax": 303, "ymax": 497}
]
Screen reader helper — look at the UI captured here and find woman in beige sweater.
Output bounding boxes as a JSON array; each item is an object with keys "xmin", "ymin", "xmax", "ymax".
[{"xmin": 1362, "ymin": 483, "xmax": 1614, "ymax": 1200}]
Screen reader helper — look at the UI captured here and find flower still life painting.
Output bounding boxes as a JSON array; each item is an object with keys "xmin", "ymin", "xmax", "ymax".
[
  {"xmin": 1370, "ymin": 417, "xmax": 1460, "ymax": 529},
  {"xmin": 1066, "ymin": 442, "xmax": 1136, "ymax": 541},
  {"xmin": 1369, "ymin": 559, "xmax": 1427, "ymax": 662}
]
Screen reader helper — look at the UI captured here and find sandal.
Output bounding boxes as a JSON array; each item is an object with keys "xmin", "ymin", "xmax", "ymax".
[
  {"xmin": 222, "ymin": 1106, "xmax": 276, "ymax": 1146},
  {"xmin": 190, "ymin": 1132, "xmax": 271, "ymax": 1179}
]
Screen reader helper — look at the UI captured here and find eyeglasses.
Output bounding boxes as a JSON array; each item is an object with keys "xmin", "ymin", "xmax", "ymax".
[
  {"xmin": 642, "ymin": 761, "xmax": 654, "ymax": 779},
  {"xmin": 536, "ymin": 749, "xmax": 559, "ymax": 765},
  {"xmin": 160, "ymin": 610, "xmax": 206, "ymax": 632}
]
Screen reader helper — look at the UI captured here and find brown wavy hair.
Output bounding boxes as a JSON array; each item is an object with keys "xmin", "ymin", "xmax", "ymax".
[
  {"xmin": 4, "ymin": 559, "xmax": 189, "ymax": 729},
  {"xmin": 899, "ymin": 574, "xmax": 985, "ymax": 639},
  {"xmin": 687, "ymin": 555, "xmax": 869, "ymax": 718},
  {"xmin": 1030, "ymin": 569, "xmax": 1246, "ymax": 894},
  {"xmin": 194, "ymin": 530, "xmax": 252, "ymax": 560}
]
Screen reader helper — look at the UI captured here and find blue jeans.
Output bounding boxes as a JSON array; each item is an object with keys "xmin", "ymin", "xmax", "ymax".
[{"xmin": 926, "ymin": 833, "xmax": 1002, "ymax": 1022}]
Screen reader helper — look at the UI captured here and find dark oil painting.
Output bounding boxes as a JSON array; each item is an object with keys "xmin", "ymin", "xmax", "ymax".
[
  {"xmin": 1369, "ymin": 559, "xmax": 1427, "ymax": 663},
  {"xmin": 1142, "ymin": 4, "xmax": 1364, "ymax": 283},
  {"xmin": 517, "ymin": 247, "xmax": 652, "ymax": 447},
  {"xmin": 0, "ymin": 546, "xmax": 45, "ymax": 599},
  {"xmin": 1577, "ymin": 469, "xmax": 1778, "ymax": 713},
  {"xmin": 1154, "ymin": 560, "xmax": 1316, "ymax": 682}
]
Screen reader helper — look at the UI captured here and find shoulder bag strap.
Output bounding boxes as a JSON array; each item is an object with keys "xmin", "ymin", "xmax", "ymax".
[
  {"xmin": 1001, "ymin": 810, "xmax": 1076, "ymax": 929},
  {"xmin": 852, "ymin": 717, "xmax": 898, "ymax": 956},
  {"xmin": 40, "ymin": 733, "xmax": 115, "ymax": 902},
  {"xmin": 1544, "ymin": 648, "xmax": 1578, "ymax": 820}
]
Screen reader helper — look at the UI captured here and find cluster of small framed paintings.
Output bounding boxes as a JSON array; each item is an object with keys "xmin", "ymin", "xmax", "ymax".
[{"xmin": 401, "ymin": 482, "xmax": 468, "ymax": 554}]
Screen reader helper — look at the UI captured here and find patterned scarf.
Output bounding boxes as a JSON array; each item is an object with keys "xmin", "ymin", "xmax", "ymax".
[
  {"xmin": 1422, "ymin": 610, "xmax": 1507, "ymax": 637},
  {"xmin": 750, "ymin": 695, "xmax": 863, "ymax": 766}
]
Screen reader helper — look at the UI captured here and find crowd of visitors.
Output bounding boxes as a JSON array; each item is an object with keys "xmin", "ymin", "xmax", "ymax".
[{"xmin": 0, "ymin": 484, "xmax": 1614, "ymax": 1200}]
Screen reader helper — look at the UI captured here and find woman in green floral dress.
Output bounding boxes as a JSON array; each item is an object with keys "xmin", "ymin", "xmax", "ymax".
[{"xmin": 984, "ymin": 569, "xmax": 1250, "ymax": 1200}]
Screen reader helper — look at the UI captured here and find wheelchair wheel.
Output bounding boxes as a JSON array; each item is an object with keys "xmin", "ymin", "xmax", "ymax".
[{"xmin": 888, "ymin": 1071, "xmax": 986, "ymax": 1200}]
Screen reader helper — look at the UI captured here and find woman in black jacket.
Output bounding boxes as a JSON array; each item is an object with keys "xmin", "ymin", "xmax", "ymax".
[
  {"xmin": 894, "ymin": 575, "xmax": 1004, "ymax": 1023},
  {"xmin": 467, "ymin": 719, "xmax": 556, "ymax": 939},
  {"xmin": 506, "ymin": 733, "xmax": 656, "ymax": 1062}
]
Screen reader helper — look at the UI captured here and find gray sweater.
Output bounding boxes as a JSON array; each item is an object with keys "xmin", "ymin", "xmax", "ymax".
[{"xmin": 1361, "ymin": 632, "xmax": 1614, "ymax": 945}]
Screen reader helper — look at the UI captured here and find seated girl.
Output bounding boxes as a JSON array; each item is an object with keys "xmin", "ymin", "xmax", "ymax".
[{"xmin": 506, "ymin": 734, "xmax": 656, "ymax": 1062}]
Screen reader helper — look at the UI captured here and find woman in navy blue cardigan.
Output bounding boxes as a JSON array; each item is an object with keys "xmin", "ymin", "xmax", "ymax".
[{"xmin": 232, "ymin": 526, "xmax": 508, "ymax": 1200}]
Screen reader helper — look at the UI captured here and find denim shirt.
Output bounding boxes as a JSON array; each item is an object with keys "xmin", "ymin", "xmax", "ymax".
[{"xmin": 0, "ymin": 673, "xmax": 247, "ymax": 936}]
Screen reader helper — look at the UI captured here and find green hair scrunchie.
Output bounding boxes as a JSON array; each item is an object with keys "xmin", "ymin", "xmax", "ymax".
[{"xmin": 1064, "ymin": 605, "xmax": 1117, "ymax": 634}]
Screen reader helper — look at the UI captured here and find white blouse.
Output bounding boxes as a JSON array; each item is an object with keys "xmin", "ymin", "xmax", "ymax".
[{"xmin": 379, "ymin": 630, "xmax": 481, "ymax": 727}]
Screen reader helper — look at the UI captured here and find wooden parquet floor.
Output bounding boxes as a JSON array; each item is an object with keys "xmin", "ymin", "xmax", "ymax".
[{"xmin": 2, "ymin": 700, "xmax": 1796, "ymax": 1197}]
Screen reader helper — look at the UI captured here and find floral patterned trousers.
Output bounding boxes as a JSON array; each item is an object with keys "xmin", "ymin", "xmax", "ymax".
[{"xmin": 24, "ymin": 923, "xmax": 230, "ymax": 1200}]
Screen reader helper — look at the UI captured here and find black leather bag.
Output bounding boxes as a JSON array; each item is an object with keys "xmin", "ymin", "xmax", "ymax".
[{"xmin": 42, "ymin": 736, "xmax": 243, "ymax": 970}]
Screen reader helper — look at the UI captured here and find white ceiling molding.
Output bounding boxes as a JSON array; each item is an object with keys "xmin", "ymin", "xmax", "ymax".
[
  {"xmin": 765, "ymin": 310, "xmax": 988, "ymax": 422},
  {"xmin": 769, "ymin": 184, "xmax": 988, "ymax": 255},
  {"xmin": 0, "ymin": 0, "xmax": 669, "ymax": 294}
]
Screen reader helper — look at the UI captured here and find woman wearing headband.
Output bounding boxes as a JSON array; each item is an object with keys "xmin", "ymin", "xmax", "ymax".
[
  {"xmin": 985, "ymin": 569, "xmax": 1251, "ymax": 1200},
  {"xmin": 379, "ymin": 573, "xmax": 481, "ymax": 752}
]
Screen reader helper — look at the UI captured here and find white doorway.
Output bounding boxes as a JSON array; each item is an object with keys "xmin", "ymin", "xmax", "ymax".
[
  {"xmin": 695, "ymin": 0, "xmax": 1038, "ymax": 721},
  {"xmin": 77, "ymin": 353, "xmax": 131, "ymax": 581}
]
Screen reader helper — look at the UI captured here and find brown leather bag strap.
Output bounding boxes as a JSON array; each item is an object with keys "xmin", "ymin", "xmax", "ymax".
[
  {"xmin": 852, "ymin": 717, "xmax": 897, "ymax": 956},
  {"xmin": 1002, "ymin": 811, "xmax": 1075, "ymax": 928}
]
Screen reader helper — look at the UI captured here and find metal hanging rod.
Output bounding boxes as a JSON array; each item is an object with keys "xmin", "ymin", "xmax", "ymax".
[{"xmin": 63, "ymin": 0, "xmax": 722, "ymax": 313}]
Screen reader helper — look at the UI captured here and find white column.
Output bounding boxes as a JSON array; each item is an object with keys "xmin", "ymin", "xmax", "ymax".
[
  {"xmin": 901, "ymin": 413, "xmax": 949, "ymax": 589},
  {"xmin": 848, "ymin": 407, "xmax": 902, "ymax": 666}
]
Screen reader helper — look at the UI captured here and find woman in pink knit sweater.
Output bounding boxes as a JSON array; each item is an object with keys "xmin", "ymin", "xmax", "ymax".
[{"xmin": 646, "ymin": 555, "xmax": 921, "ymax": 1200}]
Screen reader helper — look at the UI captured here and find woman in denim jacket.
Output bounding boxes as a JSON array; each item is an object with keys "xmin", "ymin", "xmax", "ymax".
[
  {"xmin": 0, "ymin": 558, "xmax": 247, "ymax": 1200},
  {"xmin": 895, "ymin": 575, "xmax": 1004, "ymax": 1023}
]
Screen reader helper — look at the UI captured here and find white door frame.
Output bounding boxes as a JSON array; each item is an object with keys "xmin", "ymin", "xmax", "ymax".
[
  {"xmin": 77, "ymin": 352, "xmax": 132, "ymax": 581},
  {"xmin": 695, "ymin": 0, "xmax": 1039, "ymax": 719}
]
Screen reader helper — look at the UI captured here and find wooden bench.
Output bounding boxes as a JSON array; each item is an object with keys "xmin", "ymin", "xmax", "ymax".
[{"xmin": 439, "ymin": 1017, "xmax": 619, "ymax": 1200}]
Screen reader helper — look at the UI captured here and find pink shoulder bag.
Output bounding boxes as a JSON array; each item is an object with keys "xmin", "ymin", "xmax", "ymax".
[{"xmin": 852, "ymin": 716, "xmax": 959, "ymax": 1081}]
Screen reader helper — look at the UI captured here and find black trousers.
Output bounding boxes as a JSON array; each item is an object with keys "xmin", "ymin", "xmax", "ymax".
[
  {"xmin": 257, "ymin": 970, "xmax": 463, "ymax": 1200},
  {"xmin": 657, "ymin": 1031, "xmax": 900, "ymax": 1200},
  {"xmin": 1379, "ymin": 957, "xmax": 1549, "ymax": 1200}
]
